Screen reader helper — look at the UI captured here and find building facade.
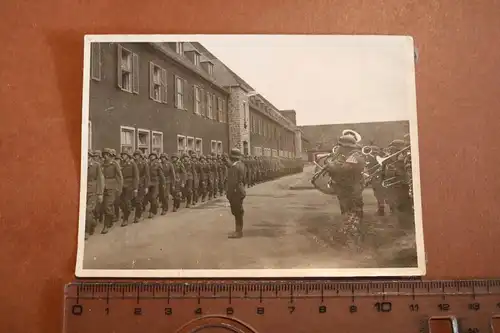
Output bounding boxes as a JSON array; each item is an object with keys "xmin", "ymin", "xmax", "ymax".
[
  {"xmin": 87, "ymin": 41, "xmax": 308, "ymax": 159},
  {"xmin": 88, "ymin": 42, "xmax": 230, "ymax": 157}
]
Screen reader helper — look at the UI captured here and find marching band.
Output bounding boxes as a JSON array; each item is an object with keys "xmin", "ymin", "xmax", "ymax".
[{"xmin": 311, "ymin": 129, "xmax": 414, "ymax": 250}]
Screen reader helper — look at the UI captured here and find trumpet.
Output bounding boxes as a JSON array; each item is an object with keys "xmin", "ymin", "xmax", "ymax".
[
  {"xmin": 381, "ymin": 177, "xmax": 407, "ymax": 188},
  {"xmin": 375, "ymin": 146, "xmax": 411, "ymax": 166}
]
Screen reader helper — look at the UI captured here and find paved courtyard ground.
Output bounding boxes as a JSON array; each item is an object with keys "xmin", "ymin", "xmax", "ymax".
[{"xmin": 83, "ymin": 165, "xmax": 418, "ymax": 270}]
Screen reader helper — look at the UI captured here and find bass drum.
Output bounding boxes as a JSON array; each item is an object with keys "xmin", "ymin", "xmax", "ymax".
[{"xmin": 312, "ymin": 154, "xmax": 337, "ymax": 196}]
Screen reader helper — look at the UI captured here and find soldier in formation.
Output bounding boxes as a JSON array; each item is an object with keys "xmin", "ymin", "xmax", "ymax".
[{"xmin": 85, "ymin": 147, "xmax": 305, "ymax": 240}]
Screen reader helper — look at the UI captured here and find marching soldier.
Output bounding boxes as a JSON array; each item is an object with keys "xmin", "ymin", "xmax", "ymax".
[
  {"xmin": 190, "ymin": 151, "xmax": 200, "ymax": 204},
  {"xmin": 220, "ymin": 154, "xmax": 229, "ymax": 196},
  {"xmin": 199, "ymin": 155, "xmax": 209, "ymax": 202},
  {"xmin": 132, "ymin": 150, "xmax": 150, "ymax": 223},
  {"xmin": 111, "ymin": 149, "xmax": 122, "ymax": 223},
  {"xmin": 92, "ymin": 150, "xmax": 105, "ymax": 224},
  {"xmin": 324, "ymin": 135, "xmax": 366, "ymax": 250},
  {"xmin": 145, "ymin": 152, "xmax": 165, "ymax": 218},
  {"xmin": 365, "ymin": 145, "xmax": 388, "ymax": 216},
  {"xmin": 382, "ymin": 139, "xmax": 406, "ymax": 214},
  {"xmin": 119, "ymin": 151, "xmax": 139, "ymax": 227},
  {"xmin": 206, "ymin": 154, "xmax": 215, "ymax": 199},
  {"xmin": 85, "ymin": 150, "xmax": 104, "ymax": 240},
  {"xmin": 171, "ymin": 154, "xmax": 185, "ymax": 212},
  {"xmin": 226, "ymin": 148, "xmax": 247, "ymax": 239},
  {"xmin": 101, "ymin": 148, "xmax": 124, "ymax": 234},
  {"xmin": 181, "ymin": 153, "xmax": 194, "ymax": 208},
  {"xmin": 159, "ymin": 153, "xmax": 176, "ymax": 215},
  {"xmin": 210, "ymin": 153, "xmax": 219, "ymax": 198}
]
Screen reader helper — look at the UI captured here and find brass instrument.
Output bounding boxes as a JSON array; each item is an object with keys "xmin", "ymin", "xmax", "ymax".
[
  {"xmin": 375, "ymin": 145, "xmax": 412, "ymax": 188},
  {"xmin": 375, "ymin": 145, "xmax": 411, "ymax": 166}
]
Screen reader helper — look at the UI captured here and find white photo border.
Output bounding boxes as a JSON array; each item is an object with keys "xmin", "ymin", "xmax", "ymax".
[{"xmin": 76, "ymin": 34, "xmax": 426, "ymax": 278}]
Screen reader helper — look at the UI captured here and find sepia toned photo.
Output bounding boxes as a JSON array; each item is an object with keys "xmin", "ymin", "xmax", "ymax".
[{"xmin": 75, "ymin": 35, "xmax": 425, "ymax": 278}]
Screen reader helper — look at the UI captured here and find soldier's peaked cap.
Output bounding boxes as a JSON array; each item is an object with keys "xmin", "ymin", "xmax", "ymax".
[
  {"xmin": 337, "ymin": 135, "xmax": 358, "ymax": 148},
  {"xmin": 230, "ymin": 148, "xmax": 242, "ymax": 157},
  {"xmin": 110, "ymin": 149, "xmax": 117, "ymax": 156}
]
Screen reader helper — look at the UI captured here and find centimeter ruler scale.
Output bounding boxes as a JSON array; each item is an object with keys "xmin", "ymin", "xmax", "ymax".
[{"xmin": 64, "ymin": 279, "xmax": 500, "ymax": 333}]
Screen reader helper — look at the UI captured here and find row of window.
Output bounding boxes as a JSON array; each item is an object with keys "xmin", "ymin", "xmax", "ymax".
[
  {"xmin": 90, "ymin": 43, "xmax": 228, "ymax": 124},
  {"xmin": 249, "ymin": 110, "xmax": 294, "ymax": 146},
  {"xmin": 252, "ymin": 146, "xmax": 294, "ymax": 158}
]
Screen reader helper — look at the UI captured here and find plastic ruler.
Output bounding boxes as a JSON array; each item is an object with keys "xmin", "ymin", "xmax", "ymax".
[{"xmin": 63, "ymin": 279, "xmax": 500, "ymax": 332}]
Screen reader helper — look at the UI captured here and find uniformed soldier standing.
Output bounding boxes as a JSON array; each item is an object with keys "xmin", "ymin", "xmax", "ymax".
[
  {"xmin": 191, "ymin": 152, "xmax": 202, "ymax": 204},
  {"xmin": 159, "ymin": 153, "xmax": 176, "ymax": 214},
  {"xmin": 101, "ymin": 148, "xmax": 124, "ymax": 234},
  {"xmin": 199, "ymin": 155, "xmax": 209, "ymax": 202},
  {"xmin": 226, "ymin": 148, "xmax": 247, "ymax": 239},
  {"xmin": 132, "ymin": 150, "xmax": 150, "ymax": 223},
  {"xmin": 86, "ymin": 150, "xmax": 104, "ymax": 240},
  {"xmin": 210, "ymin": 153, "xmax": 219, "ymax": 198},
  {"xmin": 119, "ymin": 151, "xmax": 139, "ymax": 226},
  {"xmin": 207, "ymin": 154, "xmax": 216, "ymax": 199},
  {"xmin": 171, "ymin": 154, "xmax": 185, "ymax": 212},
  {"xmin": 382, "ymin": 139, "xmax": 406, "ymax": 214},
  {"xmin": 219, "ymin": 154, "xmax": 229, "ymax": 195},
  {"xmin": 181, "ymin": 153, "xmax": 194, "ymax": 208},
  {"xmin": 325, "ymin": 135, "xmax": 366, "ymax": 249},
  {"xmin": 145, "ymin": 152, "xmax": 165, "ymax": 218},
  {"xmin": 92, "ymin": 150, "xmax": 105, "ymax": 224},
  {"xmin": 365, "ymin": 145, "xmax": 388, "ymax": 216},
  {"xmin": 111, "ymin": 149, "xmax": 122, "ymax": 223}
]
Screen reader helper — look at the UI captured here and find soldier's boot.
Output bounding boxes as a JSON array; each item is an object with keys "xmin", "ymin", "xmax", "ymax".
[
  {"xmin": 113, "ymin": 205, "xmax": 120, "ymax": 223},
  {"xmin": 121, "ymin": 216, "xmax": 129, "ymax": 227},
  {"xmin": 186, "ymin": 195, "xmax": 191, "ymax": 208},
  {"xmin": 161, "ymin": 203, "xmax": 168, "ymax": 215},
  {"xmin": 101, "ymin": 216, "xmax": 112, "ymax": 234},
  {"xmin": 172, "ymin": 199, "xmax": 178, "ymax": 212},
  {"xmin": 228, "ymin": 215, "xmax": 244, "ymax": 239}
]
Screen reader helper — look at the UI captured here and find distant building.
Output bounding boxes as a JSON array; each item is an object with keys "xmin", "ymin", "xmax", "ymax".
[{"xmin": 88, "ymin": 41, "xmax": 308, "ymax": 159}]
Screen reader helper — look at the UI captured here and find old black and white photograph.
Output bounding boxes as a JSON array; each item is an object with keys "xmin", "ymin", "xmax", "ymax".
[{"xmin": 76, "ymin": 35, "xmax": 425, "ymax": 278}]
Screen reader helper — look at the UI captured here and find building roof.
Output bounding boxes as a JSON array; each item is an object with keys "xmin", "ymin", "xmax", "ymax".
[
  {"xmin": 149, "ymin": 43, "xmax": 228, "ymax": 94},
  {"xmin": 299, "ymin": 121, "xmax": 410, "ymax": 151}
]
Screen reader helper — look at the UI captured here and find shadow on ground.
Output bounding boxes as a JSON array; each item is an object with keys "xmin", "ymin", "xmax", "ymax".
[{"xmin": 299, "ymin": 211, "xmax": 418, "ymax": 268}]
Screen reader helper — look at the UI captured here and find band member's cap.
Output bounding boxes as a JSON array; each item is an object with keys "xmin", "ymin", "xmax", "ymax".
[{"xmin": 337, "ymin": 135, "xmax": 358, "ymax": 148}]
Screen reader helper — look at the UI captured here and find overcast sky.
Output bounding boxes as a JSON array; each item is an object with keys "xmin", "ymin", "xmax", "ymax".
[{"xmin": 193, "ymin": 35, "xmax": 417, "ymax": 126}]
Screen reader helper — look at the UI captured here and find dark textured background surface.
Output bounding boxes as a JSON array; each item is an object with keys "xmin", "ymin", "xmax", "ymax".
[{"xmin": 1, "ymin": 0, "xmax": 500, "ymax": 332}]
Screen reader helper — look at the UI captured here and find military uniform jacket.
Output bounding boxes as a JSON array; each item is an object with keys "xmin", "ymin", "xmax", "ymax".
[
  {"xmin": 209, "ymin": 161, "xmax": 217, "ymax": 179},
  {"xmin": 191, "ymin": 160, "xmax": 199, "ymax": 181},
  {"xmin": 136, "ymin": 159, "xmax": 151, "ymax": 188},
  {"xmin": 326, "ymin": 149, "xmax": 365, "ymax": 187},
  {"xmin": 193, "ymin": 161, "xmax": 203, "ymax": 181},
  {"xmin": 102, "ymin": 160, "xmax": 124, "ymax": 191},
  {"xmin": 226, "ymin": 160, "xmax": 246, "ymax": 198},
  {"xmin": 201, "ymin": 161, "xmax": 210, "ymax": 181},
  {"xmin": 88, "ymin": 160, "xmax": 104, "ymax": 195},
  {"xmin": 183, "ymin": 160, "xmax": 194, "ymax": 181},
  {"xmin": 161, "ymin": 161, "xmax": 176, "ymax": 184},
  {"xmin": 173, "ymin": 161, "xmax": 186, "ymax": 184},
  {"xmin": 149, "ymin": 160, "xmax": 166, "ymax": 186},
  {"xmin": 121, "ymin": 160, "xmax": 140, "ymax": 190}
]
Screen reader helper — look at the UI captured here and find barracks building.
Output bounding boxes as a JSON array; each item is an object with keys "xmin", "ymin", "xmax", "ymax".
[{"xmin": 87, "ymin": 41, "xmax": 309, "ymax": 159}]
